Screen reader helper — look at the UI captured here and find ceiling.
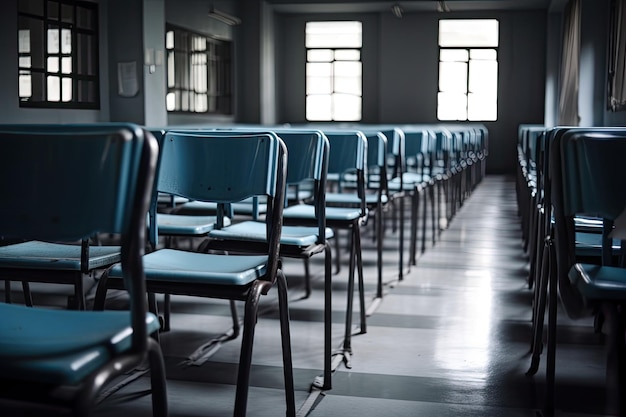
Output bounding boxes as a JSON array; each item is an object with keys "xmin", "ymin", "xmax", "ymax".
[{"xmin": 268, "ymin": 0, "xmax": 569, "ymax": 13}]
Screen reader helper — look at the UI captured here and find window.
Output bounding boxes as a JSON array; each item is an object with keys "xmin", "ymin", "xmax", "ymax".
[
  {"xmin": 18, "ymin": 0, "xmax": 99, "ymax": 109},
  {"xmin": 166, "ymin": 25, "xmax": 232, "ymax": 114},
  {"xmin": 305, "ymin": 21, "xmax": 362, "ymax": 122},
  {"xmin": 437, "ymin": 19, "xmax": 499, "ymax": 121}
]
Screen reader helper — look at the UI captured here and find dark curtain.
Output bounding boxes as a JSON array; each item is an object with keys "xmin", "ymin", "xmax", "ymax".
[{"xmin": 608, "ymin": 0, "xmax": 626, "ymax": 111}]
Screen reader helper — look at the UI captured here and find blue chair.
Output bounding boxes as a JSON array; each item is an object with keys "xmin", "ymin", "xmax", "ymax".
[
  {"xmin": 0, "ymin": 126, "xmax": 166, "ymax": 416},
  {"xmin": 282, "ymin": 130, "xmax": 368, "ymax": 369},
  {"xmin": 94, "ymin": 130, "xmax": 294, "ymax": 417},
  {"xmin": 527, "ymin": 127, "xmax": 626, "ymax": 377},
  {"xmin": 204, "ymin": 128, "xmax": 334, "ymax": 390},
  {"xmin": 540, "ymin": 129, "xmax": 626, "ymax": 416},
  {"xmin": 0, "ymin": 124, "xmax": 151, "ymax": 309}
]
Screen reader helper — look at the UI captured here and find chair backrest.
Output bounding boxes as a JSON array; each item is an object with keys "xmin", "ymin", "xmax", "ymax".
[
  {"xmin": 156, "ymin": 130, "xmax": 287, "ymax": 276},
  {"xmin": 363, "ymin": 131, "xmax": 389, "ymax": 195},
  {"xmin": 549, "ymin": 128, "xmax": 626, "ymax": 318},
  {"xmin": 321, "ymin": 130, "xmax": 368, "ymax": 215},
  {"xmin": 0, "ymin": 123, "xmax": 158, "ymax": 349},
  {"xmin": 270, "ymin": 129, "xmax": 330, "ymax": 243}
]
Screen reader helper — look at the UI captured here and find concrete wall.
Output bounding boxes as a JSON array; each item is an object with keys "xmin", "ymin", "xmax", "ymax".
[{"xmin": 272, "ymin": 9, "xmax": 547, "ymax": 174}]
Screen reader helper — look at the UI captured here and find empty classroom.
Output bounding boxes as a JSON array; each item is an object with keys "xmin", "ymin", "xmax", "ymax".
[{"xmin": 1, "ymin": 1, "xmax": 626, "ymax": 416}]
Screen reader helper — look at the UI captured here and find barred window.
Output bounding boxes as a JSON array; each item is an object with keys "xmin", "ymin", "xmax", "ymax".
[
  {"xmin": 305, "ymin": 21, "xmax": 362, "ymax": 122},
  {"xmin": 166, "ymin": 25, "xmax": 233, "ymax": 114},
  {"xmin": 438, "ymin": 19, "xmax": 499, "ymax": 121},
  {"xmin": 18, "ymin": 0, "xmax": 99, "ymax": 109}
]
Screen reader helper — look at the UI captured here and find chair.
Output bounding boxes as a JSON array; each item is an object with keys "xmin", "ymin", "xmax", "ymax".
[
  {"xmin": 282, "ymin": 129, "xmax": 368, "ymax": 369},
  {"xmin": 204, "ymin": 128, "xmax": 333, "ymax": 390},
  {"xmin": 0, "ymin": 126, "xmax": 167, "ymax": 416},
  {"xmin": 527, "ymin": 127, "xmax": 626, "ymax": 377},
  {"xmin": 145, "ymin": 129, "xmax": 231, "ymax": 332},
  {"xmin": 539, "ymin": 129, "xmax": 626, "ymax": 416},
  {"xmin": 395, "ymin": 128, "xmax": 437, "ymax": 264},
  {"xmin": 94, "ymin": 130, "xmax": 295, "ymax": 417},
  {"xmin": 0, "ymin": 124, "xmax": 148, "ymax": 310}
]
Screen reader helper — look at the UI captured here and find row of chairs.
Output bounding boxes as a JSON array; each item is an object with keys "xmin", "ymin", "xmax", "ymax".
[
  {"xmin": 517, "ymin": 124, "xmax": 626, "ymax": 416},
  {"xmin": 0, "ymin": 122, "xmax": 487, "ymax": 416}
]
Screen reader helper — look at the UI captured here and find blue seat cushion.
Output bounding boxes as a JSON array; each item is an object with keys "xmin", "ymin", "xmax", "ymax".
[
  {"xmin": 109, "ymin": 249, "xmax": 269, "ymax": 286},
  {"xmin": 0, "ymin": 303, "xmax": 158, "ymax": 385},
  {"xmin": 283, "ymin": 204, "xmax": 366, "ymax": 222},
  {"xmin": 325, "ymin": 193, "xmax": 386, "ymax": 206},
  {"xmin": 156, "ymin": 213, "xmax": 230, "ymax": 236},
  {"xmin": 569, "ymin": 263, "xmax": 626, "ymax": 301},
  {"xmin": 209, "ymin": 221, "xmax": 333, "ymax": 246},
  {"xmin": 0, "ymin": 241, "xmax": 121, "ymax": 271}
]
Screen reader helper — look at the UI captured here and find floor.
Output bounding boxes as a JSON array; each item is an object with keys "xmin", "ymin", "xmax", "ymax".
[{"xmin": 7, "ymin": 175, "xmax": 615, "ymax": 416}]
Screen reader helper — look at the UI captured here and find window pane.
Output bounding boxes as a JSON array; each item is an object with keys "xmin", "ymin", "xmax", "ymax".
[
  {"xmin": 166, "ymin": 92, "xmax": 176, "ymax": 111},
  {"xmin": 308, "ymin": 49, "xmax": 333, "ymax": 62},
  {"xmin": 61, "ymin": 57, "xmax": 71, "ymax": 74},
  {"xmin": 61, "ymin": 29, "xmax": 71, "ymax": 53},
  {"xmin": 307, "ymin": 94, "xmax": 332, "ymax": 121},
  {"xmin": 469, "ymin": 59, "xmax": 497, "ymax": 94},
  {"xmin": 47, "ymin": 75, "xmax": 60, "ymax": 101},
  {"xmin": 307, "ymin": 62, "xmax": 332, "ymax": 77},
  {"xmin": 306, "ymin": 21, "xmax": 362, "ymax": 48},
  {"xmin": 470, "ymin": 49, "xmax": 497, "ymax": 60},
  {"xmin": 440, "ymin": 49, "xmax": 468, "ymax": 62},
  {"xmin": 168, "ymin": 52, "xmax": 175, "ymax": 87},
  {"xmin": 334, "ymin": 61, "xmax": 361, "ymax": 77},
  {"xmin": 61, "ymin": 4, "xmax": 73, "ymax": 24},
  {"xmin": 468, "ymin": 93, "xmax": 497, "ymax": 121},
  {"xmin": 47, "ymin": 27, "xmax": 59, "ymax": 53},
  {"xmin": 62, "ymin": 77, "xmax": 72, "ymax": 101},
  {"xmin": 166, "ymin": 31, "xmax": 174, "ymax": 49},
  {"xmin": 335, "ymin": 76, "xmax": 361, "ymax": 95},
  {"xmin": 437, "ymin": 92, "xmax": 467, "ymax": 121},
  {"xmin": 18, "ymin": 30, "xmax": 30, "ymax": 53},
  {"xmin": 19, "ymin": 73, "xmax": 32, "ymax": 98},
  {"xmin": 307, "ymin": 75, "xmax": 332, "ymax": 94},
  {"xmin": 439, "ymin": 19, "xmax": 499, "ymax": 47},
  {"xmin": 19, "ymin": 57, "xmax": 31, "ymax": 68},
  {"xmin": 333, "ymin": 94, "xmax": 361, "ymax": 121},
  {"xmin": 76, "ymin": 6, "xmax": 94, "ymax": 30},
  {"xmin": 439, "ymin": 61, "xmax": 467, "ymax": 92},
  {"xmin": 335, "ymin": 49, "xmax": 360, "ymax": 61},
  {"xmin": 47, "ymin": 57, "xmax": 59, "ymax": 73},
  {"xmin": 19, "ymin": 0, "xmax": 44, "ymax": 15}
]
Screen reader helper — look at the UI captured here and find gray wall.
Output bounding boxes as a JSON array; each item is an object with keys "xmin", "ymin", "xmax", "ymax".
[{"xmin": 272, "ymin": 10, "xmax": 547, "ymax": 174}]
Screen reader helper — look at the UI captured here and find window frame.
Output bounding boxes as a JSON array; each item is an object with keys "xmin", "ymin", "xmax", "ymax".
[
  {"xmin": 437, "ymin": 19, "xmax": 499, "ymax": 122},
  {"xmin": 305, "ymin": 21, "xmax": 363, "ymax": 122},
  {"xmin": 18, "ymin": 0, "xmax": 100, "ymax": 109}
]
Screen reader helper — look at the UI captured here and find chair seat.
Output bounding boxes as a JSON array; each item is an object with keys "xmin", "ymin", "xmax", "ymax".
[
  {"xmin": 109, "ymin": 249, "xmax": 269, "ymax": 286},
  {"xmin": 0, "ymin": 302, "xmax": 159, "ymax": 384},
  {"xmin": 283, "ymin": 204, "xmax": 366, "ymax": 222},
  {"xmin": 401, "ymin": 172, "xmax": 432, "ymax": 184},
  {"xmin": 156, "ymin": 213, "xmax": 230, "ymax": 235},
  {"xmin": 325, "ymin": 192, "xmax": 386, "ymax": 206},
  {"xmin": 209, "ymin": 221, "xmax": 333, "ymax": 246},
  {"xmin": 0, "ymin": 241, "xmax": 121, "ymax": 271},
  {"xmin": 179, "ymin": 199, "xmax": 268, "ymax": 216},
  {"xmin": 569, "ymin": 263, "xmax": 626, "ymax": 300}
]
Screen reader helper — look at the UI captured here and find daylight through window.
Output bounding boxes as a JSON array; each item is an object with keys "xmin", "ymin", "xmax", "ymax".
[
  {"xmin": 305, "ymin": 21, "xmax": 362, "ymax": 122},
  {"xmin": 18, "ymin": 0, "xmax": 99, "ymax": 108},
  {"xmin": 437, "ymin": 19, "xmax": 499, "ymax": 121}
]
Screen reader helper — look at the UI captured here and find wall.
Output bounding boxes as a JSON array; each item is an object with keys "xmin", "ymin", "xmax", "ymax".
[
  {"xmin": 273, "ymin": 9, "xmax": 547, "ymax": 175},
  {"xmin": 107, "ymin": 0, "xmax": 145, "ymax": 124}
]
